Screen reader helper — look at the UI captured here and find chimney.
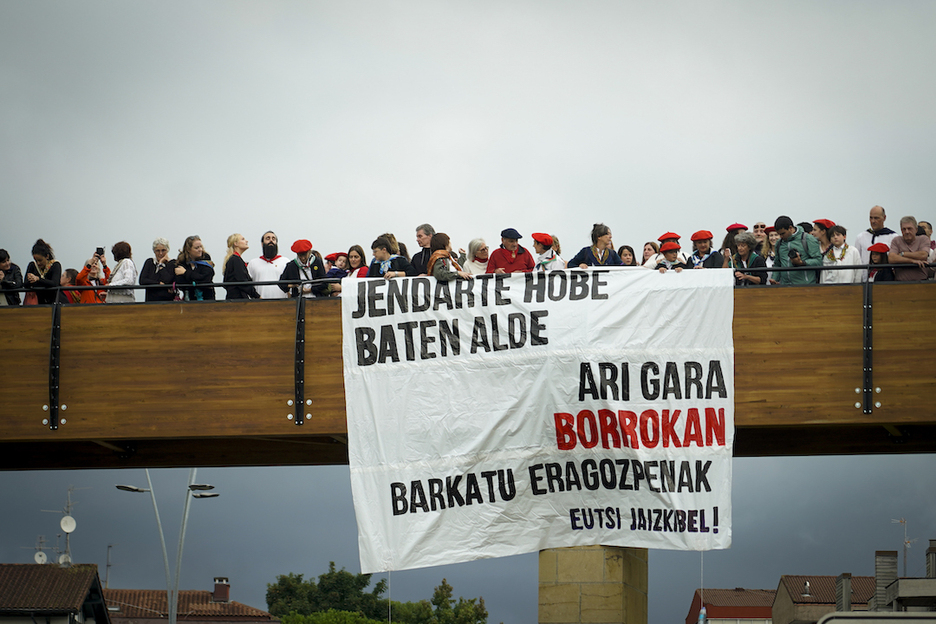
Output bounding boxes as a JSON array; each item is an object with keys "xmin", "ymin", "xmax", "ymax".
[
  {"xmin": 927, "ymin": 540, "xmax": 936, "ymax": 579},
  {"xmin": 212, "ymin": 577, "xmax": 230, "ymax": 603},
  {"xmin": 874, "ymin": 551, "xmax": 898, "ymax": 611},
  {"xmin": 836, "ymin": 573, "xmax": 852, "ymax": 612}
]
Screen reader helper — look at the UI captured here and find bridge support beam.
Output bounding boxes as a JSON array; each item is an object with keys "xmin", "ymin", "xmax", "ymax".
[{"xmin": 539, "ymin": 545, "xmax": 648, "ymax": 624}]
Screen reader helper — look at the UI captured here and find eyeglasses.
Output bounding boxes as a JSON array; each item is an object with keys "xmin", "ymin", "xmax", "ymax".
[
  {"xmin": 753, "ymin": 224, "xmax": 766, "ymax": 230},
  {"xmin": 479, "ymin": 246, "xmax": 489, "ymax": 252}
]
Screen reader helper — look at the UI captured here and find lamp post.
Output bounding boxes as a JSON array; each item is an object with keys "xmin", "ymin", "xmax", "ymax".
[{"xmin": 116, "ymin": 468, "xmax": 218, "ymax": 624}]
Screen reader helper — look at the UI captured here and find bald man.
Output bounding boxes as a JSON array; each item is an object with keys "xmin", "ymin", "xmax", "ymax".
[{"xmin": 854, "ymin": 205, "xmax": 899, "ymax": 265}]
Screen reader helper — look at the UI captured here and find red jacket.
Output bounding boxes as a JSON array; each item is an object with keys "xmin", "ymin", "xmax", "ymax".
[
  {"xmin": 76, "ymin": 264, "xmax": 111, "ymax": 303},
  {"xmin": 485, "ymin": 246, "xmax": 535, "ymax": 273}
]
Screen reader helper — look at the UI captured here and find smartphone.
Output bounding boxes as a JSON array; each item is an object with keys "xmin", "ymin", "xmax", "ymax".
[{"xmin": 96, "ymin": 247, "xmax": 105, "ymax": 256}]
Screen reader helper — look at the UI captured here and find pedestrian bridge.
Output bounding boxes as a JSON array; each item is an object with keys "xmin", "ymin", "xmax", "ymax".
[{"xmin": 1, "ymin": 282, "xmax": 934, "ymax": 471}]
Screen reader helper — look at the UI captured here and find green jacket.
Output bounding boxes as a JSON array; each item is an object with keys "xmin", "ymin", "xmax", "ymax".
[{"xmin": 773, "ymin": 226, "xmax": 822, "ymax": 285}]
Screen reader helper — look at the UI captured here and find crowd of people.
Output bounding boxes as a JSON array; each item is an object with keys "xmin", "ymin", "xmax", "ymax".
[{"xmin": 1, "ymin": 206, "xmax": 933, "ymax": 306}]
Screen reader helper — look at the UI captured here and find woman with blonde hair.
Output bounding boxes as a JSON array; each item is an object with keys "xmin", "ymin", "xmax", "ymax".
[
  {"xmin": 222, "ymin": 233, "xmax": 259, "ymax": 300},
  {"xmin": 174, "ymin": 235, "xmax": 216, "ymax": 300}
]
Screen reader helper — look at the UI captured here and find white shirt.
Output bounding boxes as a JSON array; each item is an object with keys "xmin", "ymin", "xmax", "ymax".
[
  {"xmin": 247, "ymin": 255, "xmax": 289, "ymax": 299},
  {"xmin": 822, "ymin": 244, "xmax": 861, "ymax": 284}
]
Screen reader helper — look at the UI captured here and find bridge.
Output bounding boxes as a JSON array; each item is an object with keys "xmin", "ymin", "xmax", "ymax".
[
  {"xmin": 2, "ymin": 281, "xmax": 934, "ymax": 624},
  {"xmin": 3, "ymin": 282, "xmax": 933, "ymax": 470}
]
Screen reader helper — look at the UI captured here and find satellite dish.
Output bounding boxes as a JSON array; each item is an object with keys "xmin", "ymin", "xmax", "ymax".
[
  {"xmin": 58, "ymin": 553, "xmax": 71, "ymax": 565},
  {"xmin": 60, "ymin": 515, "xmax": 76, "ymax": 533},
  {"xmin": 35, "ymin": 551, "xmax": 48, "ymax": 564}
]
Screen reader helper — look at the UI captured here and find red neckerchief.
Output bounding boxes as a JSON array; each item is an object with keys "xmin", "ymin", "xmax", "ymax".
[{"xmin": 261, "ymin": 255, "xmax": 282, "ymax": 263}]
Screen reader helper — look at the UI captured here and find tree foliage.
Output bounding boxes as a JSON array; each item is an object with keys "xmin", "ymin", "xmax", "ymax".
[{"xmin": 267, "ymin": 565, "xmax": 487, "ymax": 624}]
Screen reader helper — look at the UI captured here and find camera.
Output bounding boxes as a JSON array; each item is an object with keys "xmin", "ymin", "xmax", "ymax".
[
  {"xmin": 788, "ymin": 250, "xmax": 799, "ymax": 259},
  {"xmin": 96, "ymin": 246, "xmax": 105, "ymax": 256}
]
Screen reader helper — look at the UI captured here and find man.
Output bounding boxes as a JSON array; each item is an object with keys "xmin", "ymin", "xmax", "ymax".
[
  {"xmin": 0, "ymin": 249, "xmax": 23, "ymax": 305},
  {"xmin": 770, "ymin": 215, "xmax": 822, "ymax": 285},
  {"xmin": 368, "ymin": 236, "xmax": 416, "ymax": 279},
  {"xmin": 410, "ymin": 224, "xmax": 435, "ymax": 275},
  {"xmin": 888, "ymin": 216, "xmax": 932, "ymax": 281},
  {"xmin": 486, "ymin": 228, "xmax": 534, "ymax": 274},
  {"xmin": 854, "ymin": 205, "xmax": 898, "ymax": 266},
  {"xmin": 247, "ymin": 231, "xmax": 289, "ymax": 299}
]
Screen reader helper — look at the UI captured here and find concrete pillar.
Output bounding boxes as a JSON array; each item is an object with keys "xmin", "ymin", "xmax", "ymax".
[{"xmin": 539, "ymin": 545, "xmax": 648, "ymax": 624}]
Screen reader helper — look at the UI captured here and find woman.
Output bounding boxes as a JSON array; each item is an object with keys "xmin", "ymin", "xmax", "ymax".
[
  {"xmin": 760, "ymin": 226, "xmax": 779, "ymax": 268},
  {"xmin": 222, "ymin": 233, "xmax": 259, "ymax": 300},
  {"xmin": 174, "ymin": 235, "xmax": 215, "ymax": 301},
  {"xmin": 139, "ymin": 238, "xmax": 177, "ymax": 302},
  {"xmin": 107, "ymin": 241, "xmax": 138, "ymax": 303},
  {"xmin": 641, "ymin": 241, "xmax": 661, "ymax": 268},
  {"xmin": 688, "ymin": 231, "xmax": 724, "ymax": 269},
  {"xmin": 822, "ymin": 225, "xmax": 861, "ymax": 284},
  {"xmin": 427, "ymin": 233, "xmax": 472, "ymax": 281},
  {"xmin": 732, "ymin": 231, "xmax": 768, "ymax": 286},
  {"xmin": 346, "ymin": 245, "xmax": 370, "ymax": 278},
  {"xmin": 867, "ymin": 243, "xmax": 895, "ymax": 282},
  {"xmin": 24, "ymin": 239, "xmax": 62, "ymax": 305},
  {"xmin": 567, "ymin": 223, "xmax": 623, "ymax": 268},
  {"xmin": 76, "ymin": 251, "xmax": 110, "ymax": 303},
  {"xmin": 532, "ymin": 233, "xmax": 564, "ymax": 271},
  {"xmin": 720, "ymin": 224, "xmax": 746, "ymax": 268},
  {"xmin": 617, "ymin": 245, "xmax": 639, "ymax": 267},
  {"xmin": 462, "ymin": 239, "xmax": 489, "ymax": 275},
  {"xmin": 812, "ymin": 219, "xmax": 835, "ymax": 257}
]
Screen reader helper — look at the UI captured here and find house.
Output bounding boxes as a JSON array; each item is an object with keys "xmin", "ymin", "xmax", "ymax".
[
  {"xmin": 0, "ymin": 564, "xmax": 111, "ymax": 624},
  {"xmin": 104, "ymin": 577, "xmax": 278, "ymax": 624},
  {"xmin": 685, "ymin": 587, "xmax": 776, "ymax": 624},
  {"xmin": 772, "ymin": 574, "xmax": 876, "ymax": 624}
]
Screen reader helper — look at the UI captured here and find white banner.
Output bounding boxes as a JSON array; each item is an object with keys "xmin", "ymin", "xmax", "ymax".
[{"xmin": 342, "ymin": 269, "xmax": 734, "ymax": 573}]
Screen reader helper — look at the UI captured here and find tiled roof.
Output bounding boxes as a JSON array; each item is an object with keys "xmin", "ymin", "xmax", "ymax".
[
  {"xmin": 0, "ymin": 564, "xmax": 100, "ymax": 612},
  {"xmin": 779, "ymin": 575, "xmax": 876, "ymax": 605},
  {"xmin": 695, "ymin": 587, "xmax": 777, "ymax": 608},
  {"xmin": 104, "ymin": 590, "xmax": 276, "ymax": 621}
]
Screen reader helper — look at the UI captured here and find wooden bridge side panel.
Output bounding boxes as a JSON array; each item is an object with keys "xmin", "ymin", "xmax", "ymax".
[
  {"xmin": 1, "ymin": 307, "xmax": 54, "ymax": 432},
  {"xmin": 871, "ymin": 282, "xmax": 936, "ymax": 417},
  {"xmin": 2, "ymin": 285, "xmax": 934, "ymax": 449},
  {"xmin": 733, "ymin": 285, "xmax": 866, "ymax": 426},
  {"xmin": 0, "ymin": 300, "xmax": 347, "ymax": 441}
]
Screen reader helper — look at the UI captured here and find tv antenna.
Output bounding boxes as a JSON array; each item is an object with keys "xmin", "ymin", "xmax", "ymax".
[
  {"xmin": 891, "ymin": 518, "xmax": 917, "ymax": 577},
  {"xmin": 21, "ymin": 535, "xmax": 52, "ymax": 564},
  {"xmin": 41, "ymin": 486, "xmax": 87, "ymax": 567}
]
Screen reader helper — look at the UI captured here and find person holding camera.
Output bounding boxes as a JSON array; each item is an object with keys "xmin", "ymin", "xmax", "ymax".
[
  {"xmin": 770, "ymin": 215, "xmax": 822, "ymax": 285},
  {"xmin": 76, "ymin": 248, "xmax": 111, "ymax": 303}
]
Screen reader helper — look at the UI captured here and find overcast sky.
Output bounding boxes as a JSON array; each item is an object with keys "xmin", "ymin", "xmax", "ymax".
[{"xmin": 2, "ymin": 2, "xmax": 935, "ymax": 623}]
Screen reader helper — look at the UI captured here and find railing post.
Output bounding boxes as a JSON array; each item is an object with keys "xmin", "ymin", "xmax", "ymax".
[
  {"xmin": 48, "ymin": 300, "xmax": 62, "ymax": 430},
  {"xmin": 294, "ymin": 294, "xmax": 306, "ymax": 425}
]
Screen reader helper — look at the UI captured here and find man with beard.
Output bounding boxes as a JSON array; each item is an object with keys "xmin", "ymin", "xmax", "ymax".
[{"xmin": 247, "ymin": 230, "xmax": 289, "ymax": 299}]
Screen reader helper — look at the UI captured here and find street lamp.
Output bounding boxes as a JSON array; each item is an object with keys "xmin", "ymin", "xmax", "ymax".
[{"xmin": 116, "ymin": 468, "xmax": 219, "ymax": 624}]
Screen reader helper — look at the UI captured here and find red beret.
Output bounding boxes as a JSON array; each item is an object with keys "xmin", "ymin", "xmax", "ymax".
[
  {"xmin": 765, "ymin": 226, "xmax": 776, "ymax": 234},
  {"xmin": 657, "ymin": 232, "xmax": 680, "ymax": 242},
  {"xmin": 726, "ymin": 223, "xmax": 747, "ymax": 232},
  {"xmin": 660, "ymin": 241, "xmax": 681, "ymax": 252},
  {"xmin": 690, "ymin": 230, "xmax": 713, "ymax": 241},
  {"xmin": 813, "ymin": 219, "xmax": 835, "ymax": 230},
  {"xmin": 867, "ymin": 243, "xmax": 890, "ymax": 253},
  {"xmin": 291, "ymin": 239, "xmax": 313, "ymax": 254},
  {"xmin": 531, "ymin": 232, "xmax": 553, "ymax": 246},
  {"xmin": 324, "ymin": 252, "xmax": 347, "ymax": 263}
]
